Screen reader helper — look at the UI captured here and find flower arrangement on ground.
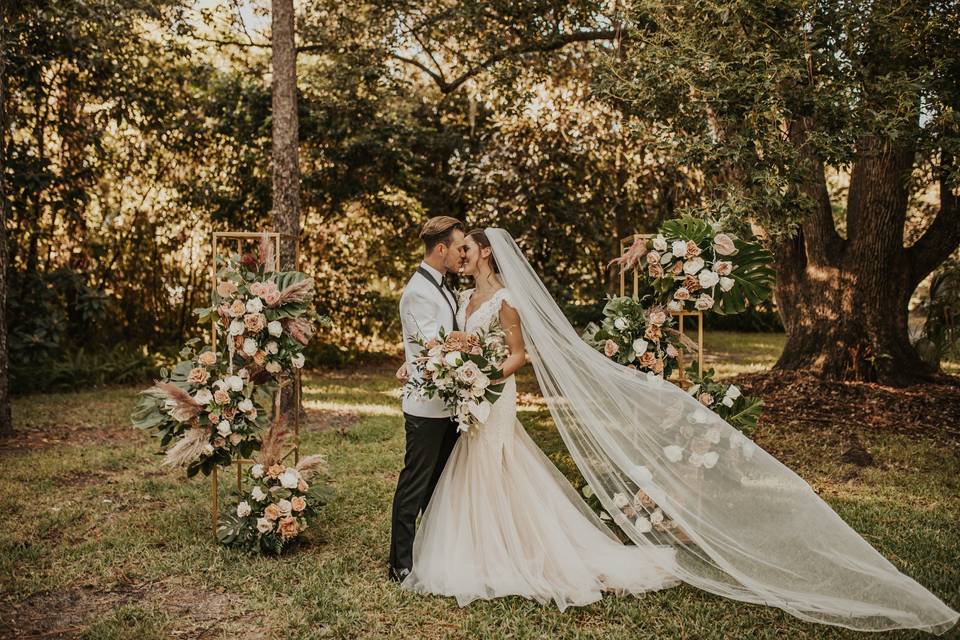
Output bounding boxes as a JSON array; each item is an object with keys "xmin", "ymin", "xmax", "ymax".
[
  {"xmin": 216, "ymin": 420, "xmax": 332, "ymax": 554},
  {"xmin": 404, "ymin": 324, "xmax": 509, "ymax": 433}
]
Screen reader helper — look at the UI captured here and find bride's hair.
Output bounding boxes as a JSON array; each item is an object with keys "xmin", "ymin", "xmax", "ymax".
[{"xmin": 466, "ymin": 229, "xmax": 500, "ymax": 274}]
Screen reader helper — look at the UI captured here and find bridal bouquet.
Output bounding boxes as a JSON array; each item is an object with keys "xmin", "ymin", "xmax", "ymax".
[
  {"xmin": 582, "ymin": 296, "xmax": 694, "ymax": 379},
  {"xmin": 216, "ymin": 421, "xmax": 331, "ymax": 554},
  {"xmin": 612, "ymin": 216, "xmax": 774, "ymax": 315},
  {"xmin": 405, "ymin": 325, "xmax": 509, "ymax": 433}
]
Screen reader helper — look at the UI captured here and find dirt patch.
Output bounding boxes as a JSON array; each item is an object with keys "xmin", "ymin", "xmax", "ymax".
[
  {"xmin": 0, "ymin": 422, "xmax": 144, "ymax": 456},
  {"xmin": 0, "ymin": 577, "xmax": 264, "ymax": 639},
  {"xmin": 732, "ymin": 370, "xmax": 960, "ymax": 448},
  {"xmin": 306, "ymin": 407, "xmax": 359, "ymax": 434}
]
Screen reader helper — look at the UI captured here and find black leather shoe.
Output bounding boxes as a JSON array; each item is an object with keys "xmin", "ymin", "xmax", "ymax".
[{"xmin": 388, "ymin": 566, "xmax": 411, "ymax": 582}]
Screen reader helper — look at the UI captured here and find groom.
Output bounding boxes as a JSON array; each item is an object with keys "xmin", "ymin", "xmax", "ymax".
[{"xmin": 388, "ymin": 216, "xmax": 466, "ymax": 582}]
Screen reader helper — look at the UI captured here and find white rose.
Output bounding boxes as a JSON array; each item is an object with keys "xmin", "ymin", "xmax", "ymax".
[
  {"xmin": 228, "ymin": 319, "xmax": 245, "ymax": 336},
  {"xmin": 279, "ymin": 469, "xmax": 300, "ymax": 489},
  {"xmin": 698, "ymin": 269, "xmax": 720, "ymax": 288},
  {"xmin": 650, "ymin": 509, "xmax": 664, "ymax": 525},
  {"xmin": 714, "ymin": 260, "xmax": 733, "ymax": 276},
  {"xmin": 671, "ymin": 240, "xmax": 688, "ymax": 257},
  {"xmin": 689, "ymin": 409, "xmax": 710, "ymax": 424},
  {"xmin": 634, "ymin": 516, "xmax": 653, "ymax": 533},
  {"xmin": 265, "ymin": 361, "xmax": 282, "ymax": 374},
  {"xmin": 226, "ymin": 375, "xmax": 244, "ymax": 392},
  {"xmin": 242, "ymin": 338, "xmax": 258, "ymax": 356},
  {"xmin": 631, "ymin": 338, "xmax": 649, "ymax": 354},
  {"xmin": 251, "ymin": 486, "xmax": 267, "ymax": 501},
  {"xmin": 613, "ymin": 493, "xmax": 630, "ymax": 509},
  {"xmin": 266, "ymin": 341, "xmax": 279, "ymax": 355},
  {"xmin": 246, "ymin": 297, "xmax": 264, "ymax": 314},
  {"xmin": 250, "ymin": 464, "xmax": 264, "ymax": 478},
  {"xmin": 663, "ymin": 445, "xmax": 684, "ymax": 462},
  {"xmin": 719, "ymin": 276, "xmax": 735, "ymax": 291},
  {"xmin": 267, "ymin": 320, "xmax": 283, "ymax": 337},
  {"xmin": 236, "ymin": 501, "xmax": 251, "ymax": 517},
  {"xmin": 291, "ymin": 353, "xmax": 305, "ymax": 369},
  {"xmin": 443, "ymin": 351, "xmax": 462, "ymax": 367},
  {"xmin": 742, "ymin": 441, "xmax": 757, "ymax": 459},
  {"xmin": 277, "ymin": 499, "xmax": 293, "ymax": 517},
  {"xmin": 193, "ymin": 388, "xmax": 213, "ymax": 405},
  {"xmin": 706, "ymin": 427, "xmax": 722, "ymax": 444},
  {"xmin": 703, "ymin": 451, "xmax": 719, "ymax": 468},
  {"xmin": 683, "ymin": 257, "xmax": 704, "ymax": 275},
  {"xmin": 653, "ymin": 235, "xmax": 668, "ymax": 252},
  {"xmin": 614, "ymin": 317, "xmax": 629, "ymax": 331},
  {"xmin": 724, "ymin": 384, "xmax": 742, "ymax": 399},
  {"xmin": 217, "ymin": 420, "xmax": 232, "ymax": 436},
  {"xmin": 202, "ymin": 443, "xmax": 215, "ymax": 456},
  {"xmin": 667, "ymin": 300, "xmax": 683, "ymax": 313},
  {"xmin": 472, "ymin": 372, "xmax": 490, "ymax": 393},
  {"xmin": 688, "ymin": 452, "xmax": 704, "ymax": 467},
  {"xmin": 256, "ymin": 517, "xmax": 273, "ymax": 533},
  {"xmin": 238, "ymin": 398, "xmax": 254, "ymax": 412},
  {"xmin": 722, "ymin": 396, "xmax": 735, "ymax": 407}
]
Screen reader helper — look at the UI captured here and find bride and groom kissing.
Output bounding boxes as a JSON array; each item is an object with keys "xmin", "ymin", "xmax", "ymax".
[{"xmin": 385, "ymin": 216, "xmax": 957, "ymax": 634}]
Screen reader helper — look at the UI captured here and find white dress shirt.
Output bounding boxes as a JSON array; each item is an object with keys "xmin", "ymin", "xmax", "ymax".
[{"xmin": 399, "ymin": 261, "xmax": 459, "ymax": 418}]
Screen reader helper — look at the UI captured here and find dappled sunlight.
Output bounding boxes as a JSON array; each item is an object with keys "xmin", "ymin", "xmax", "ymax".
[{"xmin": 304, "ymin": 399, "xmax": 402, "ymax": 418}]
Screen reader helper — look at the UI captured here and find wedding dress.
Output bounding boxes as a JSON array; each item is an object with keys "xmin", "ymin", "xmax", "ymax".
[{"xmin": 401, "ymin": 287, "xmax": 680, "ymax": 610}]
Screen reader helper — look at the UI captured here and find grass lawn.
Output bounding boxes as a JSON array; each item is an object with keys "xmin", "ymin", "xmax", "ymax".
[{"xmin": 2, "ymin": 332, "xmax": 958, "ymax": 639}]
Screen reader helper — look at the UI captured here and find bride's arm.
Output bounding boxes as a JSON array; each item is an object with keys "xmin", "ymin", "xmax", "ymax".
[{"xmin": 497, "ymin": 301, "xmax": 526, "ymax": 378}]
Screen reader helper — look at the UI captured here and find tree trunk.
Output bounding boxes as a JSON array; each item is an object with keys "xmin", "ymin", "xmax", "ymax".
[
  {"xmin": 0, "ymin": 53, "xmax": 12, "ymax": 434},
  {"xmin": 270, "ymin": 0, "xmax": 300, "ymax": 270},
  {"xmin": 270, "ymin": 0, "xmax": 302, "ymax": 421},
  {"xmin": 773, "ymin": 130, "xmax": 945, "ymax": 386}
]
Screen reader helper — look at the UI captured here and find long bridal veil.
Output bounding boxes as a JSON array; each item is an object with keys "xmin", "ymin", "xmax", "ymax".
[{"xmin": 486, "ymin": 227, "xmax": 958, "ymax": 634}]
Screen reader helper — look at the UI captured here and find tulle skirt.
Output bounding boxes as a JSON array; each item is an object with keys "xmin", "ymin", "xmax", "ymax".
[{"xmin": 401, "ymin": 383, "xmax": 678, "ymax": 610}]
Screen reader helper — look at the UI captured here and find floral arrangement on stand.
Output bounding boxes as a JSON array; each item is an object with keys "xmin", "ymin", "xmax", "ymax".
[
  {"xmin": 132, "ymin": 236, "xmax": 320, "ymax": 478},
  {"xmin": 684, "ymin": 367, "xmax": 762, "ymax": 435},
  {"xmin": 216, "ymin": 420, "xmax": 332, "ymax": 554},
  {"xmin": 404, "ymin": 325, "xmax": 509, "ymax": 434},
  {"xmin": 581, "ymin": 296, "xmax": 697, "ymax": 379},
  {"xmin": 615, "ymin": 215, "xmax": 774, "ymax": 315}
]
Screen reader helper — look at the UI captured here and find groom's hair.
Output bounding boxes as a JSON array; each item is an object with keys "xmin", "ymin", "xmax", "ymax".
[{"xmin": 420, "ymin": 216, "xmax": 464, "ymax": 252}]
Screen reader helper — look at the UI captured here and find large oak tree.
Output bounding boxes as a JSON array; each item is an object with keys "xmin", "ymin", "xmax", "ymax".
[{"xmin": 600, "ymin": 0, "xmax": 960, "ymax": 385}]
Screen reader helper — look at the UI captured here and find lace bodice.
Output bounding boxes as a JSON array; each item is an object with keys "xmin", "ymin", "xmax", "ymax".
[{"xmin": 457, "ymin": 288, "xmax": 512, "ymax": 333}]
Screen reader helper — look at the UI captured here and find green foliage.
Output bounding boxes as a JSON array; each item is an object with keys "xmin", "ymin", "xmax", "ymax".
[
  {"xmin": 684, "ymin": 367, "xmax": 762, "ymax": 435},
  {"xmin": 716, "ymin": 239, "xmax": 776, "ymax": 315}
]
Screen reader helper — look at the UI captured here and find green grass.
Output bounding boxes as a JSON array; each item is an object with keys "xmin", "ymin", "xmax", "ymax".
[{"xmin": 2, "ymin": 333, "xmax": 958, "ymax": 639}]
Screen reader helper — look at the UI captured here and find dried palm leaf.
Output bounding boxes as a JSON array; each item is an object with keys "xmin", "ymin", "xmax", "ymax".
[
  {"xmin": 607, "ymin": 236, "xmax": 649, "ymax": 273},
  {"xmin": 282, "ymin": 316, "xmax": 314, "ymax": 345},
  {"xmin": 294, "ymin": 454, "xmax": 327, "ymax": 480},
  {"xmin": 153, "ymin": 382, "xmax": 202, "ymax": 422},
  {"xmin": 271, "ymin": 278, "xmax": 314, "ymax": 307},
  {"xmin": 258, "ymin": 233, "xmax": 276, "ymax": 272},
  {"xmin": 258, "ymin": 415, "xmax": 290, "ymax": 467}
]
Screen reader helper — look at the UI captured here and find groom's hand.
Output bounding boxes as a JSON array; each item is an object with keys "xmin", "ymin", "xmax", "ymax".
[{"xmin": 396, "ymin": 363, "xmax": 409, "ymax": 383}]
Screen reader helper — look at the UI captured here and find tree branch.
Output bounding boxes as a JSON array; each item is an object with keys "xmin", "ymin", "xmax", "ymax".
[{"xmin": 908, "ymin": 157, "xmax": 960, "ymax": 284}]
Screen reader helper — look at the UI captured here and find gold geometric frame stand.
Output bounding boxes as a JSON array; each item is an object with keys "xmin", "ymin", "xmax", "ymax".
[
  {"xmin": 619, "ymin": 233, "xmax": 704, "ymax": 388},
  {"xmin": 209, "ymin": 231, "xmax": 302, "ymax": 536}
]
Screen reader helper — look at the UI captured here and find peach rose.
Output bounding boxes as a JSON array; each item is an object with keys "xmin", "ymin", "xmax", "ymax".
[
  {"xmin": 229, "ymin": 433, "xmax": 242, "ymax": 445},
  {"xmin": 244, "ymin": 313, "xmax": 266, "ymax": 333},
  {"xmin": 278, "ymin": 516, "xmax": 299, "ymax": 540},
  {"xmin": 714, "ymin": 260, "xmax": 733, "ymax": 276},
  {"xmin": 188, "ymin": 367, "xmax": 210, "ymax": 385},
  {"xmin": 291, "ymin": 496, "xmax": 306, "ymax": 512},
  {"xmin": 666, "ymin": 343, "xmax": 679, "ymax": 358},
  {"xmin": 264, "ymin": 504, "xmax": 280, "ymax": 521},
  {"xmin": 208, "ymin": 413, "xmax": 220, "ymax": 424},
  {"xmin": 674, "ymin": 287, "xmax": 691, "ymax": 301},
  {"xmin": 604, "ymin": 340, "xmax": 619, "ymax": 357},
  {"xmin": 698, "ymin": 392, "xmax": 715, "ymax": 406},
  {"xmin": 644, "ymin": 324, "xmax": 662, "ymax": 341},
  {"xmin": 647, "ymin": 307, "xmax": 667, "ymax": 326},
  {"xmin": 297, "ymin": 478, "xmax": 309, "ymax": 492},
  {"xmin": 670, "ymin": 261, "xmax": 684, "ymax": 275},
  {"xmin": 648, "ymin": 263, "xmax": 664, "ymax": 278},
  {"xmin": 646, "ymin": 250, "xmax": 661, "ymax": 265},
  {"xmin": 223, "ymin": 407, "xmax": 238, "ymax": 421},
  {"xmin": 638, "ymin": 351, "xmax": 657, "ymax": 369},
  {"xmin": 263, "ymin": 291, "xmax": 281, "ymax": 306},
  {"xmin": 686, "ymin": 240, "xmax": 701, "ymax": 257},
  {"xmin": 253, "ymin": 351, "xmax": 267, "ymax": 365},
  {"xmin": 213, "ymin": 437, "xmax": 226, "ymax": 448},
  {"xmin": 652, "ymin": 357, "xmax": 665, "ymax": 374},
  {"xmin": 249, "ymin": 282, "xmax": 267, "ymax": 297},
  {"xmin": 198, "ymin": 351, "xmax": 217, "ymax": 366},
  {"xmin": 217, "ymin": 280, "xmax": 238, "ymax": 297},
  {"xmin": 213, "ymin": 389, "xmax": 230, "ymax": 405},
  {"xmin": 229, "ymin": 300, "xmax": 246, "ymax": 317},
  {"xmin": 267, "ymin": 464, "xmax": 285, "ymax": 479},
  {"xmin": 683, "ymin": 275, "xmax": 701, "ymax": 293}
]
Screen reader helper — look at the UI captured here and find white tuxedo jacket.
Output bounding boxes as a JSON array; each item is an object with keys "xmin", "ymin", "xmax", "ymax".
[{"xmin": 400, "ymin": 262, "xmax": 459, "ymax": 418}]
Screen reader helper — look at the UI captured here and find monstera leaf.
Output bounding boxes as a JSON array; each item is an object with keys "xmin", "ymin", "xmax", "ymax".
[
  {"xmin": 715, "ymin": 239, "xmax": 775, "ymax": 315},
  {"xmin": 658, "ymin": 216, "xmax": 715, "ymax": 245}
]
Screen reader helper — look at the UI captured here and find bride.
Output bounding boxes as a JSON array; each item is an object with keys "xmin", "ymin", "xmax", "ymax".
[{"xmin": 401, "ymin": 228, "xmax": 958, "ymax": 635}]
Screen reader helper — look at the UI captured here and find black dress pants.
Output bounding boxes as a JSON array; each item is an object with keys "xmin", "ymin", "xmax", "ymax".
[{"xmin": 388, "ymin": 412, "xmax": 459, "ymax": 576}]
